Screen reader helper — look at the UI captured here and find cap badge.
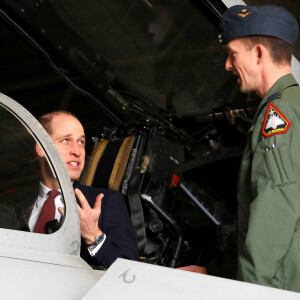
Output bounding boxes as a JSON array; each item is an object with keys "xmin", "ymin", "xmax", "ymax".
[
  {"xmin": 237, "ymin": 12, "xmax": 252, "ymax": 18},
  {"xmin": 262, "ymin": 103, "xmax": 290, "ymax": 137}
]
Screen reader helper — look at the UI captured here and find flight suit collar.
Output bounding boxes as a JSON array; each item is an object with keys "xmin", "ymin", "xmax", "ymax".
[
  {"xmin": 264, "ymin": 73, "xmax": 298, "ymax": 100},
  {"xmin": 254, "ymin": 74, "xmax": 298, "ymax": 126}
]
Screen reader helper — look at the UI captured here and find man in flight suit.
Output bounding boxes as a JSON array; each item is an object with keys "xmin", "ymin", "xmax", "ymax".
[{"xmin": 179, "ymin": 5, "xmax": 300, "ymax": 292}]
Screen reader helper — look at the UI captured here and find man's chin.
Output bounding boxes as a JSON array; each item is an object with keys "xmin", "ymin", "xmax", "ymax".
[
  {"xmin": 239, "ymin": 85, "xmax": 250, "ymax": 94},
  {"xmin": 68, "ymin": 171, "xmax": 81, "ymax": 182}
]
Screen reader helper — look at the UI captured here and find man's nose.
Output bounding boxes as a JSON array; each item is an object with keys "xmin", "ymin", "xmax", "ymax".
[
  {"xmin": 70, "ymin": 143, "xmax": 81, "ymax": 156},
  {"xmin": 225, "ymin": 57, "xmax": 232, "ymax": 71}
]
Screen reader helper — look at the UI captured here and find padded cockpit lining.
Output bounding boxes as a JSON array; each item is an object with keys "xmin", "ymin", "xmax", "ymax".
[{"xmin": 82, "ymin": 136, "xmax": 136, "ymax": 191}]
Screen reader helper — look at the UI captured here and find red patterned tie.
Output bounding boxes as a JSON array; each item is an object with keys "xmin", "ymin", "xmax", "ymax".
[{"xmin": 34, "ymin": 190, "xmax": 60, "ymax": 233}]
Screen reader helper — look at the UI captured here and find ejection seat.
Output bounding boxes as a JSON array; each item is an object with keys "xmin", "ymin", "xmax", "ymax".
[
  {"xmin": 80, "ymin": 134, "xmax": 147, "ymax": 255},
  {"xmin": 81, "ymin": 133, "xmax": 185, "ymax": 267}
]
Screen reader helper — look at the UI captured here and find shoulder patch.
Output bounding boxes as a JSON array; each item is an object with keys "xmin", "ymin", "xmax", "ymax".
[{"xmin": 261, "ymin": 103, "xmax": 290, "ymax": 137}]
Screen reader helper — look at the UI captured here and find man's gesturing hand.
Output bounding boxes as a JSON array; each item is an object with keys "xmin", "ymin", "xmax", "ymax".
[
  {"xmin": 75, "ymin": 188, "xmax": 104, "ymax": 244},
  {"xmin": 177, "ymin": 265, "xmax": 207, "ymax": 274}
]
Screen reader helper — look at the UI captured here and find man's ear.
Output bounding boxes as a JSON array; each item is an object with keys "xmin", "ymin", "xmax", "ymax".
[
  {"xmin": 256, "ymin": 44, "xmax": 265, "ymax": 64},
  {"xmin": 36, "ymin": 142, "xmax": 45, "ymax": 158}
]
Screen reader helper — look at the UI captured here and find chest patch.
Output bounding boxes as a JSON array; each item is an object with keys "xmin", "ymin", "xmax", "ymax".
[{"xmin": 261, "ymin": 103, "xmax": 290, "ymax": 137}]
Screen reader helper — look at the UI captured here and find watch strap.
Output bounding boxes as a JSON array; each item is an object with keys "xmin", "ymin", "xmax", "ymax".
[{"xmin": 86, "ymin": 233, "xmax": 105, "ymax": 248}]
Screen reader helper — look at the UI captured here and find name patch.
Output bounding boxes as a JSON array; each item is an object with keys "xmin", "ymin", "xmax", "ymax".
[{"xmin": 261, "ymin": 103, "xmax": 290, "ymax": 137}]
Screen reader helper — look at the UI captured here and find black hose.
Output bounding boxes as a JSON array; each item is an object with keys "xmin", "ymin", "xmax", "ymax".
[{"xmin": 141, "ymin": 194, "xmax": 183, "ymax": 268}]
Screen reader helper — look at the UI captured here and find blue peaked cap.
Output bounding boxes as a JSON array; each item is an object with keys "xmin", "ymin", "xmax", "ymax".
[{"xmin": 220, "ymin": 5, "xmax": 299, "ymax": 46}]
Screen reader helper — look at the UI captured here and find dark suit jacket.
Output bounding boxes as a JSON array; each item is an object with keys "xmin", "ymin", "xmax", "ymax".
[{"xmin": 73, "ymin": 182, "xmax": 139, "ymax": 268}]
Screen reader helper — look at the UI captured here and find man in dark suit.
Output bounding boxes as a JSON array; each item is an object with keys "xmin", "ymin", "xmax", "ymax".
[{"xmin": 31, "ymin": 110, "xmax": 139, "ymax": 268}]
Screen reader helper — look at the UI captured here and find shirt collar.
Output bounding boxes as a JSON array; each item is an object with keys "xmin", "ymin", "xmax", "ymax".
[
  {"xmin": 39, "ymin": 181, "xmax": 51, "ymax": 199},
  {"xmin": 36, "ymin": 182, "xmax": 61, "ymax": 208}
]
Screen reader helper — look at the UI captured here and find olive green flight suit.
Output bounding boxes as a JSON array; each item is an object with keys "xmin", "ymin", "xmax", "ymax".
[
  {"xmin": 207, "ymin": 74, "xmax": 300, "ymax": 292},
  {"xmin": 237, "ymin": 74, "xmax": 300, "ymax": 292}
]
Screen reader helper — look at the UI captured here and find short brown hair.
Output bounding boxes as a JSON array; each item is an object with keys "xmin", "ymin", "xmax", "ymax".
[
  {"xmin": 38, "ymin": 111, "xmax": 78, "ymax": 135},
  {"xmin": 242, "ymin": 36, "xmax": 294, "ymax": 65}
]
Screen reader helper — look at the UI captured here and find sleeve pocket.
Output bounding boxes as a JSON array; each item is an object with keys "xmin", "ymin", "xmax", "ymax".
[{"xmin": 264, "ymin": 145, "xmax": 295, "ymax": 187}]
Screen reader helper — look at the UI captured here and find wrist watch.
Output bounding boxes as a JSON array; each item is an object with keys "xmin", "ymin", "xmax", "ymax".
[{"xmin": 86, "ymin": 233, "xmax": 105, "ymax": 249}]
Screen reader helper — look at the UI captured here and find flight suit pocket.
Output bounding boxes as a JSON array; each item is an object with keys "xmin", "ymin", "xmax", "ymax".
[{"xmin": 264, "ymin": 145, "xmax": 295, "ymax": 187}]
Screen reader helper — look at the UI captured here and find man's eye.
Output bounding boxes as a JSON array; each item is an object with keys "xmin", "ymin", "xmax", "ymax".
[
  {"xmin": 62, "ymin": 138, "xmax": 69, "ymax": 143},
  {"xmin": 79, "ymin": 140, "xmax": 85, "ymax": 145}
]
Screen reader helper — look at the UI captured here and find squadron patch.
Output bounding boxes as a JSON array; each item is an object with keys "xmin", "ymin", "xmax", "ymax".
[{"xmin": 261, "ymin": 103, "xmax": 290, "ymax": 137}]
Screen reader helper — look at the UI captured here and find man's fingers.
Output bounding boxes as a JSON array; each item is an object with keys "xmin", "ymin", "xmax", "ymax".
[
  {"xmin": 58, "ymin": 207, "xmax": 65, "ymax": 216},
  {"xmin": 177, "ymin": 265, "xmax": 207, "ymax": 274},
  {"xmin": 77, "ymin": 203, "xmax": 82, "ymax": 218},
  {"xmin": 94, "ymin": 193, "xmax": 104, "ymax": 211},
  {"xmin": 75, "ymin": 188, "xmax": 90, "ymax": 209}
]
